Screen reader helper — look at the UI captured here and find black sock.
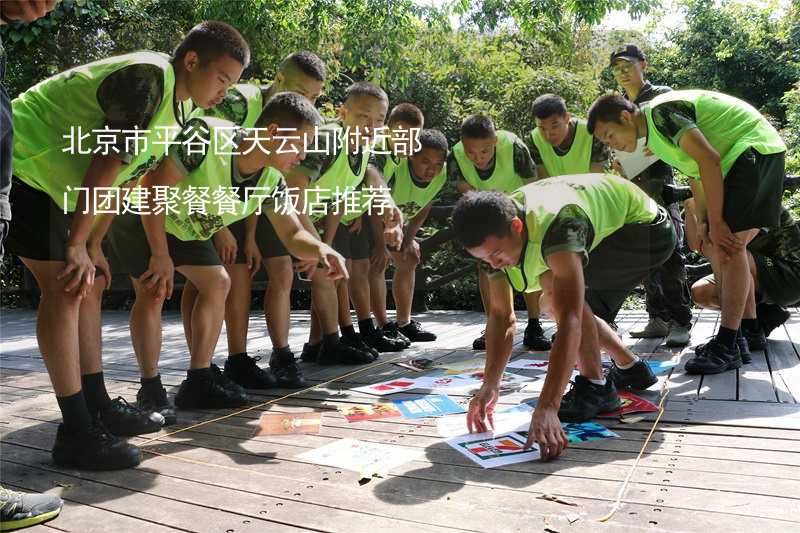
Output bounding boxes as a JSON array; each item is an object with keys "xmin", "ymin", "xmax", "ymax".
[
  {"xmin": 57, "ymin": 391, "xmax": 93, "ymax": 433},
  {"xmin": 140, "ymin": 374, "xmax": 163, "ymax": 391},
  {"xmin": 81, "ymin": 372, "xmax": 111, "ymax": 416},
  {"xmin": 741, "ymin": 318, "xmax": 760, "ymax": 334},
  {"xmin": 341, "ymin": 324, "xmax": 357, "ymax": 338},
  {"xmin": 228, "ymin": 352, "xmax": 248, "ymax": 360},
  {"xmin": 187, "ymin": 367, "xmax": 212, "ymax": 382},
  {"xmin": 323, "ymin": 333, "xmax": 340, "ymax": 351},
  {"xmin": 715, "ymin": 327, "xmax": 738, "ymax": 350},
  {"xmin": 358, "ymin": 318, "xmax": 375, "ymax": 335},
  {"xmin": 273, "ymin": 345, "xmax": 292, "ymax": 357}
]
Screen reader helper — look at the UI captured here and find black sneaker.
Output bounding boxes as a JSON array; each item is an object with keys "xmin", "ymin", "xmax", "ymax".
[
  {"xmin": 0, "ymin": 486, "xmax": 63, "ymax": 530},
  {"xmin": 174, "ymin": 372, "xmax": 249, "ymax": 409},
  {"xmin": 97, "ymin": 397, "xmax": 164, "ymax": 437},
  {"xmin": 223, "ymin": 353, "xmax": 278, "ymax": 389},
  {"xmin": 523, "ymin": 322, "xmax": 552, "ymax": 350},
  {"xmin": 363, "ymin": 328, "xmax": 406, "ymax": 352},
  {"xmin": 318, "ymin": 340, "xmax": 377, "ymax": 365},
  {"xmin": 301, "ymin": 342, "xmax": 321, "ymax": 363},
  {"xmin": 52, "ymin": 423, "xmax": 141, "ymax": 470},
  {"xmin": 737, "ymin": 333, "xmax": 752, "ymax": 364},
  {"xmin": 136, "ymin": 385, "xmax": 177, "ymax": 426},
  {"xmin": 210, "ymin": 363, "xmax": 247, "ymax": 396},
  {"xmin": 382, "ymin": 321, "xmax": 413, "ymax": 346},
  {"xmin": 269, "ymin": 351, "xmax": 307, "ymax": 389},
  {"xmin": 472, "ymin": 331, "xmax": 486, "ymax": 350},
  {"xmin": 558, "ymin": 376, "xmax": 622, "ymax": 423},
  {"xmin": 340, "ymin": 333, "xmax": 380, "ymax": 359},
  {"xmin": 606, "ymin": 360, "xmax": 657, "ymax": 391},
  {"xmin": 744, "ymin": 328, "xmax": 767, "ymax": 352},
  {"xmin": 397, "ymin": 320, "xmax": 437, "ymax": 342},
  {"xmin": 757, "ymin": 302, "xmax": 791, "ymax": 338},
  {"xmin": 685, "ymin": 340, "xmax": 742, "ymax": 375}
]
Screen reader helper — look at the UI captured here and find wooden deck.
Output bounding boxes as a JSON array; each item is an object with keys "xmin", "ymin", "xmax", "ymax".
[{"xmin": 2, "ymin": 307, "xmax": 800, "ymax": 532}]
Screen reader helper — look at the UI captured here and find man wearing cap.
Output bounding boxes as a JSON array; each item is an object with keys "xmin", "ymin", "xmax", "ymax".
[{"xmin": 609, "ymin": 44, "xmax": 693, "ymax": 347}]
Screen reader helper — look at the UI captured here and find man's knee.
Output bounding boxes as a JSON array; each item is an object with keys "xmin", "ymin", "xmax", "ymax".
[
  {"xmin": 266, "ymin": 257, "xmax": 293, "ymax": 290},
  {"xmin": 691, "ymin": 279, "xmax": 718, "ymax": 308}
]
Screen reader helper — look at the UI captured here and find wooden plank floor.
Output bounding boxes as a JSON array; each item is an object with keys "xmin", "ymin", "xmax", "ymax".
[{"xmin": 2, "ymin": 308, "xmax": 800, "ymax": 532}]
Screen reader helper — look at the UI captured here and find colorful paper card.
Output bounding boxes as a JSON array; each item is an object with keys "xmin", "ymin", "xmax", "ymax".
[
  {"xmin": 505, "ymin": 359, "xmax": 551, "ymax": 371},
  {"xmin": 561, "ymin": 422, "xmax": 619, "ymax": 442},
  {"xmin": 597, "ymin": 391, "xmax": 659, "ymax": 418},
  {"xmin": 413, "ymin": 373, "xmax": 483, "ymax": 391},
  {"xmin": 447, "ymin": 431, "xmax": 540, "ymax": 468},
  {"xmin": 436, "ymin": 403, "xmax": 532, "ymax": 438},
  {"xmin": 645, "ymin": 359, "xmax": 678, "ymax": 374},
  {"xmin": 434, "ymin": 358, "xmax": 487, "ymax": 374},
  {"xmin": 392, "ymin": 394, "xmax": 466, "ymax": 419},
  {"xmin": 253, "ymin": 412, "xmax": 321, "ymax": 436},
  {"xmin": 340, "ymin": 403, "xmax": 402, "ymax": 422},
  {"xmin": 296, "ymin": 439, "xmax": 420, "ymax": 475},
  {"xmin": 352, "ymin": 378, "xmax": 420, "ymax": 396}
]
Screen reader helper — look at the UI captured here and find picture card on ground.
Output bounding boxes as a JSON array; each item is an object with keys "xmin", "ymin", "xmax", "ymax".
[
  {"xmin": 505, "ymin": 359, "xmax": 551, "ymax": 371},
  {"xmin": 391, "ymin": 358, "xmax": 435, "ymax": 372},
  {"xmin": 340, "ymin": 403, "xmax": 402, "ymax": 422},
  {"xmin": 434, "ymin": 358, "xmax": 487, "ymax": 374},
  {"xmin": 352, "ymin": 378, "xmax": 421, "ymax": 396},
  {"xmin": 413, "ymin": 374, "xmax": 483, "ymax": 391},
  {"xmin": 561, "ymin": 422, "xmax": 619, "ymax": 442},
  {"xmin": 447, "ymin": 431, "xmax": 540, "ymax": 468},
  {"xmin": 436, "ymin": 403, "xmax": 532, "ymax": 438},
  {"xmin": 254, "ymin": 412, "xmax": 321, "ymax": 436},
  {"xmin": 296, "ymin": 438, "xmax": 420, "ymax": 476},
  {"xmin": 645, "ymin": 359, "xmax": 679, "ymax": 374},
  {"xmin": 597, "ymin": 391, "xmax": 659, "ymax": 418},
  {"xmin": 392, "ymin": 394, "xmax": 465, "ymax": 419}
]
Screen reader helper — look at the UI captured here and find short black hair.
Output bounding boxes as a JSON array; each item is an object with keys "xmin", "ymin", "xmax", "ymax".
[
  {"xmin": 279, "ymin": 51, "xmax": 326, "ymax": 82},
  {"xmin": 388, "ymin": 103, "xmax": 424, "ymax": 128},
  {"xmin": 416, "ymin": 129, "xmax": 448, "ymax": 156},
  {"xmin": 173, "ymin": 21, "xmax": 250, "ymax": 67},
  {"xmin": 460, "ymin": 113, "xmax": 496, "ymax": 140},
  {"xmin": 452, "ymin": 191, "xmax": 517, "ymax": 249},
  {"xmin": 255, "ymin": 91, "xmax": 322, "ymax": 130},
  {"xmin": 532, "ymin": 94, "xmax": 568, "ymax": 120},
  {"xmin": 344, "ymin": 81, "xmax": 388, "ymax": 105},
  {"xmin": 586, "ymin": 92, "xmax": 637, "ymax": 134}
]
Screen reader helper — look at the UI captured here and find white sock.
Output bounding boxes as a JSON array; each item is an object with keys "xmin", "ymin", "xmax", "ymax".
[
  {"xmin": 588, "ymin": 377, "xmax": 606, "ymax": 386},
  {"xmin": 616, "ymin": 355, "xmax": 640, "ymax": 370}
]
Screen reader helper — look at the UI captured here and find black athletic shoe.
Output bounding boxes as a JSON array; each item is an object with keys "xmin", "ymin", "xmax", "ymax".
[
  {"xmin": 210, "ymin": 363, "xmax": 247, "ymax": 396},
  {"xmin": 523, "ymin": 322, "xmax": 552, "ymax": 351},
  {"xmin": 223, "ymin": 353, "xmax": 278, "ymax": 389},
  {"xmin": 736, "ymin": 333, "xmax": 752, "ymax": 364},
  {"xmin": 97, "ymin": 397, "xmax": 164, "ymax": 437},
  {"xmin": 269, "ymin": 351, "xmax": 307, "ymax": 389},
  {"xmin": 318, "ymin": 340, "xmax": 376, "ymax": 365},
  {"xmin": 174, "ymin": 373, "xmax": 249, "ymax": 409},
  {"xmin": 757, "ymin": 302, "xmax": 791, "ymax": 338},
  {"xmin": 341, "ymin": 332, "xmax": 380, "ymax": 358},
  {"xmin": 0, "ymin": 486, "xmax": 63, "ymax": 531},
  {"xmin": 685, "ymin": 340, "xmax": 742, "ymax": 375},
  {"xmin": 396, "ymin": 320, "xmax": 437, "ymax": 342},
  {"xmin": 136, "ymin": 384, "xmax": 177, "ymax": 426},
  {"xmin": 362, "ymin": 328, "xmax": 406, "ymax": 352},
  {"xmin": 52, "ymin": 423, "xmax": 141, "ymax": 470},
  {"xmin": 472, "ymin": 331, "xmax": 486, "ymax": 350},
  {"xmin": 558, "ymin": 376, "xmax": 622, "ymax": 423},
  {"xmin": 301, "ymin": 342, "xmax": 321, "ymax": 363},
  {"xmin": 382, "ymin": 321, "xmax": 412, "ymax": 346},
  {"xmin": 606, "ymin": 360, "xmax": 658, "ymax": 391},
  {"xmin": 744, "ymin": 328, "xmax": 767, "ymax": 352}
]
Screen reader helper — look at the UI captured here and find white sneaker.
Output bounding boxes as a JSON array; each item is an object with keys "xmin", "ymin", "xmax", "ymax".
[
  {"xmin": 665, "ymin": 321, "xmax": 691, "ymax": 346},
  {"xmin": 630, "ymin": 317, "xmax": 669, "ymax": 338}
]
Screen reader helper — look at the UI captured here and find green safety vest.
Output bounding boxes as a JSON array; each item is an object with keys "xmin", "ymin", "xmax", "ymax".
[
  {"xmin": 643, "ymin": 90, "xmax": 786, "ymax": 180},
  {"xmin": 373, "ymin": 136, "xmax": 400, "ymax": 182},
  {"xmin": 503, "ymin": 173, "xmax": 659, "ymax": 293},
  {"xmin": 12, "ymin": 51, "xmax": 190, "ymax": 211},
  {"xmin": 164, "ymin": 117, "xmax": 285, "ymax": 241},
  {"xmin": 198, "ymin": 82, "xmax": 263, "ymax": 128},
  {"xmin": 530, "ymin": 118, "xmax": 593, "ymax": 176},
  {"xmin": 390, "ymin": 158, "xmax": 446, "ymax": 221},
  {"xmin": 308, "ymin": 125, "xmax": 370, "ymax": 223},
  {"xmin": 452, "ymin": 130, "xmax": 525, "ymax": 193}
]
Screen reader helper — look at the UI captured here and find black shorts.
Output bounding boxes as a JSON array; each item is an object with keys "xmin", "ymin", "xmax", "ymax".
[
  {"xmin": 329, "ymin": 217, "xmax": 372, "ymax": 260},
  {"xmin": 752, "ymin": 252, "xmax": 800, "ymax": 307},
  {"xmin": 5, "ymin": 177, "xmax": 73, "ymax": 261},
  {"xmin": 228, "ymin": 215, "xmax": 289, "ymax": 263},
  {"xmin": 723, "ymin": 148, "xmax": 785, "ymax": 232},
  {"xmin": 584, "ymin": 207, "xmax": 676, "ymax": 323},
  {"xmin": 107, "ymin": 212, "xmax": 221, "ymax": 278}
]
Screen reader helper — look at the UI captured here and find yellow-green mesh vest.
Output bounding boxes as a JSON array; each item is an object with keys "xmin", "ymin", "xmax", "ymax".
[
  {"xmin": 390, "ymin": 159, "xmax": 446, "ymax": 220},
  {"xmin": 309, "ymin": 125, "xmax": 370, "ymax": 223},
  {"xmin": 530, "ymin": 118, "xmax": 593, "ymax": 176},
  {"xmin": 452, "ymin": 130, "xmax": 524, "ymax": 193},
  {"xmin": 12, "ymin": 51, "xmax": 190, "ymax": 211},
  {"xmin": 643, "ymin": 90, "xmax": 786, "ymax": 180},
  {"xmin": 373, "ymin": 136, "xmax": 400, "ymax": 182},
  {"xmin": 198, "ymin": 82, "xmax": 263, "ymax": 128},
  {"xmin": 503, "ymin": 173, "xmax": 659, "ymax": 293},
  {"xmin": 164, "ymin": 117, "xmax": 284, "ymax": 241}
]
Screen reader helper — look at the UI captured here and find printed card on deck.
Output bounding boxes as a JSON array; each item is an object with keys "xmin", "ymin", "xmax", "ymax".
[
  {"xmin": 352, "ymin": 378, "xmax": 421, "ymax": 396},
  {"xmin": 505, "ymin": 359, "xmax": 551, "ymax": 371},
  {"xmin": 296, "ymin": 438, "xmax": 420, "ymax": 475},
  {"xmin": 561, "ymin": 422, "xmax": 619, "ymax": 442},
  {"xmin": 254, "ymin": 412, "xmax": 321, "ymax": 436},
  {"xmin": 447, "ymin": 431, "xmax": 540, "ymax": 468},
  {"xmin": 413, "ymin": 373, "xmax": 483, "ymax": 391},
  {"xmin": 340, "ymin": 403, "xmax": 402, "ymax": 422},
  {"xmin": 645, "ymin": 359, "xmax": 678, "ymax": 374},
  {"xmin": 392, "ymin": 394, "xmax": 465, "ymax": 419},
  {"xmin": 598, "ymin": 391, "xmax": 659, "ymax": 418},
  {"xmin": 436, "ymin": 403, "xmax": 533, "ymax": 438}
]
